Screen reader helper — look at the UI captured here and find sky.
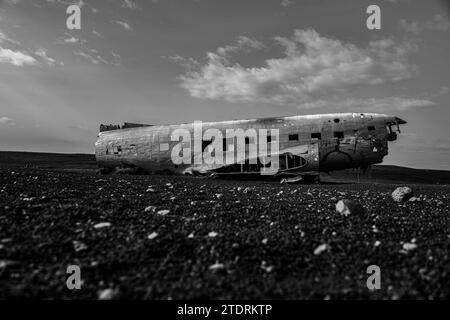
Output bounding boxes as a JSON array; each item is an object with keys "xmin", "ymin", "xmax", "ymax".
[{"xmin": 0, "ymin": 0, "xmax": 449, "ymax": 170}]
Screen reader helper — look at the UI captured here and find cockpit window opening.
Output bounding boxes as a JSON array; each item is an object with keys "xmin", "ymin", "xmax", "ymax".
[
  {"xmin": 311, "ymin": 132, "xmax": 321, "ymax": 140},
  {"xmin": 368, "ymin": 125, "xmax": 376, "ymax": 131},
  {"xmin": 334, "ymin": 132, "xmax": 344, "ymax": 139},
  {"xmin": 289, "ymin": 134, "xmax": 299, "ymax": 141}
]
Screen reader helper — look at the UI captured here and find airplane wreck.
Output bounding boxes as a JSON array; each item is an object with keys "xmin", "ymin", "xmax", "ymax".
[{"xmin": 95, "ymin": 113, "xmax": 406, "ymax": 181}]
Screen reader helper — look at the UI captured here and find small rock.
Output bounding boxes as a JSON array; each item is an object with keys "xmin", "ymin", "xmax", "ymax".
[
  {"xmin": 408, "ymin": 196, "xmax": 421, "ymax": 202},
  {"xmin": 187, "ymin": 233, "xmax": 194, "ymax": 239},
  {"xmin": 402, "ymin": 242, "xmax": 417, "ymax": 251},
  {"xmin": 208, "ymin": 231, "xmax": 218, "ymax": 238},
  {"xmin": 146, "ymin": 187, "xmax": 155, "ymax": 193},
  {"xmin": 208, "ymin": 262, "xmax": 225, "ymax": 271},
  {"xmin": 94, "ymin": 222, "xmax": 111, "ymax": 229},
  {"xmin": 157, "ymin": 209, "xmax": 170, "ymax": 216},
  {"xmin": 144, "ymin": 205, "xmax": 157, "ymax": 213},
  {"xmin": 261, "ymin": 261, "xmax": 274, "ymax": 273},
  {"xmin": 148, "ymin": 232, "xmax": 158, "ymax": 240},
  {"xmin": 314, "ymin": 243, "xmax": 328, "ymax": 255},
  {"xmin": 392, "ymin": 186, "xmax": 414, "ymax": 202},
  {"xmin": 335, "ymin": 199, "xmax": 365, "ymax": 216},
  {"xmin": 98, "ymin": 288, "xmax": 119, "ymax": 300},
  {"xmin": 374, "ymin": 241, "xmax": 381, "ymax": 247},
  {"xmin": 0, "ymin": 259, "xmax": 18, "ymax": 269},
  {"xmin": 73, "ymin": 241, "xmax": 88, "ymax": 252},
  {"xmin": 261, "ymin": 238, "xmax": 268, "ymax": 245}
]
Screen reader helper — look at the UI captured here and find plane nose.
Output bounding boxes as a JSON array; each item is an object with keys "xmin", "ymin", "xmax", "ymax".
[{"xmin": 395, "ymin": 117, "xmax": 407, "ymax": 125}]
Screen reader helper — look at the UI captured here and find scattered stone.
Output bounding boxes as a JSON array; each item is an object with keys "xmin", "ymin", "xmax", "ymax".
[
  {"xmin": 261, "ymin": 238, "xmax": 268, "ymax": 245},
  {"xmin": 157, "ymin": 209, "xmax": 170, "ymax": 216},
  {"xmin": 146, "ymin": 187, "xmax": 155, "ymax": 193},
  {"xmin": 335, "ymin": 199, "xmax": 365, "ymax": 216},
  {"xmin": 148, "ymin": 232, "xmax": 158, "ymax": 240},
  {"xmin": 402, "ymin": 242, "xmax": 418, "ymax": 251},
  {"xmin": 261, "ymin": 261, "xmax": 274, "ymax": 273},
  {"xmin": 98, "ymin": 288, "xmax": 119, "ymax": 300},
  {"xmin": 144, "ymin": 205, "xmax": 157, "ymax": 213},
  {"xmin": 0, "ymin": 259, "xmax": 18, "ymax": 269},
  {"xmin": 208, "ymin": 231, "xmax": 218, "ymax": 238},
  {"xmin": 408, "ymin": 196, "xmax": 421, "ymax": 202},
  {"xmin": 314, "ymin": 244, "xmax": 329, "ymax": 255},
  {"xmin": 73, "ymin": 241, "xmax": 88, "ymax": 252},
  {"xmin": 93, "ymin": 222, "xmax": 111, "ymax": 229},
  {"xmin": 374, "ymin": 241, "xmax": 381, "ymax": 247},
  {"xmin": 187, "ymin": 233, "xmax": 194, "ymax": 239},
  {"xmin": 208, "ymin": 262, "xmax": 225, "ymax": 271},
  {"xmin": 392, "ymin": 187, "xmax": 414, "ymax": 202}
]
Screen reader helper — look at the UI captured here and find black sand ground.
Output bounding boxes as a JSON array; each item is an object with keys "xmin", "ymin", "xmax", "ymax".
[{"xmin": 0, "ymin": 152, "xmax": 449, "ymax": 299}]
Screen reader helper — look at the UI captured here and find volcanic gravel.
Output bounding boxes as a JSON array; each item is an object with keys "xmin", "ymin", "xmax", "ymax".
[{"xmin": 0, "ymin": 168, "xmax": 449, "ymax": 299}]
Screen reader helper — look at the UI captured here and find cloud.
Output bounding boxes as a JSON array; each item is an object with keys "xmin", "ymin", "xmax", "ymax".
[
  {"xmin": 0, "ymin": 117, "xmax": 15, "ymax": 126},
  {"xmin": 115, "ymin": 20, "xmax": 133, "ymax": 31},
  {"xmin": 0, "ymin": 47, "xmax": 36, "ymax": 66},
  {"xmin": 74, "ymin": 50, "xmax": 119, "ymax": 66},
  {"xmin": 216, "ymin": 36, "xmax": 264, "ymax": 56},
  {"xmin": 63, "ymin": 36, "xmax": 86, "ymax": 44},
  {"xmin": 4, "ymin": 0, "xmax": 22, "ymax": 4},
  {"xmin": 92, "ymin": 29, "xmax": 102, "ymax": 38},
  {"xmin": 0, "ymin": 30, "xmax": 20, "ymax": 45},
  {"xmin": 400, "ymin": 14, "xmax": 450, "ymax": 34},
  {"xmin": 122, "ymin": 0, "xmax": 138, "ymax": 9},
  {"xmin": 175, "ymin": 29, "xmax": 418, "ymax": 107},
  {"xmin": 35, "ymin": 48, "xmax": 62, "ymax": 66},
  {"xmin": 298, "ymin": 97, "xmax": 436, "ymax": 112},
  {"xmin": 281, "ymin": 0, "xmax": 294, "ymax": 7},
  {"xmin": 111, "ymin": 51, "xmax": 121, "ymax": 60}
]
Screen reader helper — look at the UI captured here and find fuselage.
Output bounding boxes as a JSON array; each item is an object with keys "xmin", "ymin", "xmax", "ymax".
[{"xmin": 95, "ymin": 112, "xmax": 406, "ymax": 176}]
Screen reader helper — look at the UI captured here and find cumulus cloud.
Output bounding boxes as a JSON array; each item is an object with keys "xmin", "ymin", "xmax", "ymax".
[
  {"xmin": 74, "ymin": 50, "xmax": 119, "ymax": 66},
  {"xmin": 0, "ymin": 47, "xmax": 36, "ymax": 66},
  {"xmin": 176, "ymin": 29, "xmax": 418, "ymax": 107},
  {"xmin": 0, "ymin": 30, "xmax": 20, "ymax": 45},
  {"xmin": 400, "ymin": 14, "xmax": 450, "ymax": 34},
  {"xmin": 0, "ymin": 117, "xmax": 15, "ymax": 126},
  {"xmin": 92, "ymin": 29, "xmax": 102, "ymax": 38},
  {"xmin": 122, "ymin": 0, "xmax": 138, "ymax": 9},
  {"xmin": 115, "ymin": 20, "xmax": 133, "ymax": 31},
  {"xmin": 63, "ymin": 36, "xmax": 85, "ymax": 44},
  {"xmin": 35, "ymin": 48, "xmax": 62, "ymax": 66},
  {"xmin": 298, "ymin": 97, "xmax": 436, "ymax": 112},
  {"xmin": 216, "ymin": 36, "xmax": 264, "ymax": 56},
  {"xmin": 281, "ymin": 0, "xmax": 294, "ymax": 7}
]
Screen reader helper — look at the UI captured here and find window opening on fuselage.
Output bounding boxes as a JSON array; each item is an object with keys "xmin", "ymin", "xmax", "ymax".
[{"xmin": 334, "ymin": 132, "xmax": 344, "ymax": 139}]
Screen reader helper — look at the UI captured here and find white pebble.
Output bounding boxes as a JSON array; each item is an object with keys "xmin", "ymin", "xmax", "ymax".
[
  {"xmin": 314, "ymin": 243, "xmax": 328, "ymax": 255},
  {"xmin": 148, "ymin": 232, "xmax": 158, "ymax": 240},
  {"xmin": 94, "ymin": 222, "xmax": 111, "ymax": 229}
]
